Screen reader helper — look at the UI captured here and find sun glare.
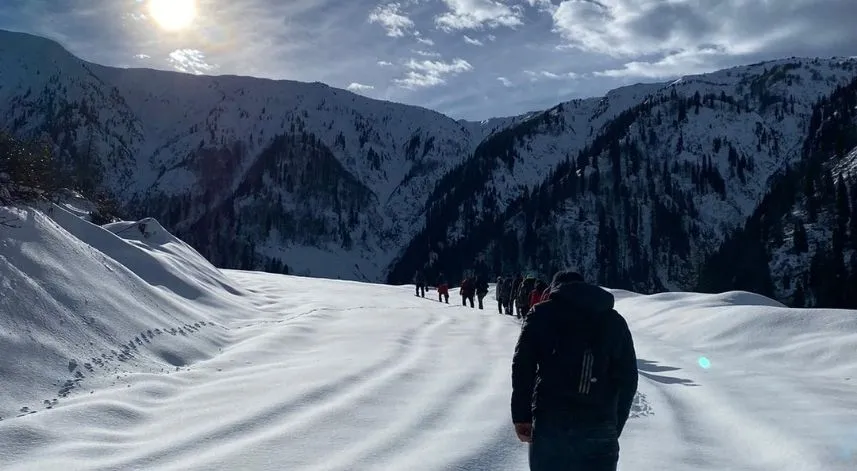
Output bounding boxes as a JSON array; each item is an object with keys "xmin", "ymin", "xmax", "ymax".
[{"xmin": 148, "ymin": 0, "xmax": 197, "ymax": 31}]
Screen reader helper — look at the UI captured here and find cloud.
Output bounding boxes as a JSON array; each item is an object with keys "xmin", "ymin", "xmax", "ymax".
[
  {"xmin": 394, "ymin": 58, "xmax": 473, "ymax": 89},
  {"xmin": 463, "ymin": 35, "xmax": 483, "ymax": 46},
  {"xmin": 368, "ymin": 3, "xmax": 414, "ymax": 37},
  {"xmin": 593, "ymin": 46, "xmax": 736, "ymax": 79},
  {"xmin": 3, "ymin": 0, "xmax": 857, "ymax": 121},
  {"xmin": 167, "ymin": 49, "xmax": 217, "ymax": 75},
  {"xmin": 550, "ymin": 0, "xmax": 713, "ymax": 57},
  {"xmin": 526, "ymin": 0, "xmax": 556, "ymax": 12},
  {"xmin": 414, "ymin": 49, "xmax": 442, "ymax": 57},
  {"xmin": 497, "ymin": 76, "xmax": 512, "ymax": 87},
  {"xmin": 135, "ymin": 53, "xmax": 151, "ymax": 60},
  {"xmin": 435, "ymin": 0, "xmax": 523, "ymax": 32},
  {"xmin": 549, "ymin": 0, "xmax": 857, "ymax": 63},
  {"xmin": 524, "ymin": 69, "xmax": 578, "ymax": 81},
  {"xmin": 347, "ymin": 82, "xmax": 375, "ymax": 92}
]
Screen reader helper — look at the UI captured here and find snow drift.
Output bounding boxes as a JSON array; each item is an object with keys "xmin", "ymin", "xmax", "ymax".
[
  {"xmin": 0, "ymin": 204, "xmax": 246, "ymax": 420},
  {"xmin": 1, "ymin": 206, "xmax": 856, "ymax": 470}
]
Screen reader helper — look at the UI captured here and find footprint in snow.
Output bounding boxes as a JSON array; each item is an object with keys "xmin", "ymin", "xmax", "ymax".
[{"xmin": 630, "ymin": 391, "xmax": 654, "ymax": 419}]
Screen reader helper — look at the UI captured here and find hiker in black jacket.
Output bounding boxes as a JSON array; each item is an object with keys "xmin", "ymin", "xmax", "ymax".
[
  {"xmin": 511, "ymin": 270, "xmax": 638, "ymax": 471},
  {"xmin": 413, "ymin": 269, "xmax": 427, "ymax": 297},
  {"xmin": 475, "ymin": 275, "xmax": 489, "ymax": 309}
]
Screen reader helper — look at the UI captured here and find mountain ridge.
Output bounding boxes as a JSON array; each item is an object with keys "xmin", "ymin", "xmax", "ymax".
[{"xmin": 3, "ymin": 28, "xmax": 857, "ymax": 306}]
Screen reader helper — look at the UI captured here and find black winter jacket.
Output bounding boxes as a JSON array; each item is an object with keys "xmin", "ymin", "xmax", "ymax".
[
  {"xmin": 511, "ymin": 282, "xmax": 638, "ymax": 436},
  {"xmin": 475, "ymin": 278, "xmax": 489, "ymax": 295}
]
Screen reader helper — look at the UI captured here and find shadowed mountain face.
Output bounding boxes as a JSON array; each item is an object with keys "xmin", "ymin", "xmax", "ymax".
[{"xmin": 2, "ymin": 29, "xmax": 856, "ymax": 307}]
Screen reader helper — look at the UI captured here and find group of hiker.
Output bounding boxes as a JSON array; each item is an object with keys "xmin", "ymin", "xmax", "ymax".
[
  {"xmin": 413, "ymin": 268, "xmax": 638, "ymax": 471},
  {"xmin": 495, "ymin": 274, "xmax": 554, "ymax": 318},
  {"xmin": 413, "ymin": 269, "xmax": 558, "ymax": 318},
  {"xmin": 413, "ymin": 269, "xmax": 491, "ymax": 309}
]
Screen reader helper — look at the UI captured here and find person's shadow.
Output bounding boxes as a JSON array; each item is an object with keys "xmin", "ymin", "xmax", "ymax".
[{"xmin": 637, "ymin": 359, "xmax": 699, "ymax": 386}]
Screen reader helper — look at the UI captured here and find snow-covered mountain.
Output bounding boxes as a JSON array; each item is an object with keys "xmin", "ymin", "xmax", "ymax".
[
  {"xmin": 2, "ymin": 203, "xmax": 857, "ymax": 470},
  {"xmin": 389, "ymin": 58, "xmax": 857, "ymax": 303},
  {"xmin": 699, "ymin": 80, "xmax": 857, "ymax": 308},
  {"xmin": 3, "ymin": 29, "xmax": 857, "ymax": 298},
  {"xmin": 0, "ymin": 29, "xmax": 480, "ymax": 281}
]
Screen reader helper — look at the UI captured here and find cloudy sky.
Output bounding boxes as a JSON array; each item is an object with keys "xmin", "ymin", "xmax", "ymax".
[{"xmin": 1, "ymin": 0, "xmax": 855, "ymax": 120}]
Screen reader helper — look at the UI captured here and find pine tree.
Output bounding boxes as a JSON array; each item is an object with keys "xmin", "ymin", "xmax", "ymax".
[
  {"xmin": 834, "ymin": 178, "xmax": 850, "ymax": 235},
  {"xmin": 792, "ymin": 282, "xmax": 806, "ymax": 307},
  {"xmin": 793, "ymin": 221, "xmax": 808, "ymax": 253},
  {"xmin": 850, "ymin": 178, "xmax": 857, "ymax": 247}
]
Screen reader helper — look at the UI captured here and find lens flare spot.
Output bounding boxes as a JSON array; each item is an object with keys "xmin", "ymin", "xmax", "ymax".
[{"xmin": 698, "ymin": 357, "xmax": 711, "ymax": 369}]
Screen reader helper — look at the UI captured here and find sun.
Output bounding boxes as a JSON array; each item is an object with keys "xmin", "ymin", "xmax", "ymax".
[{"xmin": 148, "ymin": 0, "xmax": 197, "ymax": 31}]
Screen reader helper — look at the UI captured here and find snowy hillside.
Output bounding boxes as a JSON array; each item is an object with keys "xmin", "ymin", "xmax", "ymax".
[
  {"xmin": 0, "ymin": 204, "xmax": 245, "ymax": 417},
  {"xmin": 2, "ymin": 206, "xmax": 856, "ymax": 470},
  {"xmin": 699, "ymin": 80, "xmax": 857, "ymax": 309},
  {"xmin": 0, "ymin": 29, "xmax": 483, "ymax": 282},
  {"xmin": 391, "ymin": 59, "xmax": 857, "ymax": 298}
]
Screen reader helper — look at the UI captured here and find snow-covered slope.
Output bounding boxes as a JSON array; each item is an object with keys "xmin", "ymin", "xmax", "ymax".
[
  {"xmin": 0, "ymin": 204, "xmax": 245, "ymax": 419},
  {"xmin": 2, "ymin": 205, "xmax": 857, "ymax": 470},
  {"xmin": 697, "ymin": 80, "xmax": 857, "ymax": 308}
]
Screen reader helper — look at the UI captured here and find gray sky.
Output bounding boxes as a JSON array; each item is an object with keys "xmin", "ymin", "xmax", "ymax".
[{"xmin": 1, "ymin": 0, "xmax": 855, "ymax": 120}]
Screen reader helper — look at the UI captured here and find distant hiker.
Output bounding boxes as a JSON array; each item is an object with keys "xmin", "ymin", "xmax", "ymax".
[
  {"xmin": 495, "ymin": 276, "xmax": 503, "ymax": 301},
  {"xmin": 436, "ymin": 273, "xmax": 449, "ymax": 304},
  {"xmin": 414, "ymin": 269, "xmax": 427, "ymax": 298},
  {"xmin": 460, "ymin": 276, "xmax": 475, "ymax": 308},
  {"xmin": 511, "ymin": 274, "xmax": 524, "ymax": 316},
  {"xmin": 511, "ymin": 270, "xmax": 638, "ymax": 471},
  {"xmin": 475, "ymin": 275, "xmax": 489, "ymax": 310},
  {"xmin": 517, "ymin": 275, "xmax": 537, "ymax": 319},
  {"xmin": 505, "ymin": 277, "xmax": 517, "ymax": 315},
  {"xmin": 529, "ymin": 280, "xmax": 548, "ymax": 308},
  {"xmin": 497, "ymin": 276, "xmax": 512, "ymax": 314}
]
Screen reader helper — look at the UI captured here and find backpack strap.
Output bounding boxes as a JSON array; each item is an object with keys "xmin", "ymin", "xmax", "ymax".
[{"xmin": 548, "ymin": 305, "xmax": 611, "ymax": 391}]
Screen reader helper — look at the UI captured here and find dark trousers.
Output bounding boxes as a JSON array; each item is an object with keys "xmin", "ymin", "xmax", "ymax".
[
  {"xmin": 439, "ymin": 292, "xmax": 449, "ymax": 303},
  {"xmin": 528, "ymin": 419, "xmax": 619, "ymax": 471},
  {"xmin": 462, "ymin": 294, "xmax": 474, "ymax": 307},
  {"xmin": 415, "ymin": 284, "xmax": 425, "ymax": 297},
  {"xmin": 477, "ymin": 293, "xmax": 487, "ymax": 309}
]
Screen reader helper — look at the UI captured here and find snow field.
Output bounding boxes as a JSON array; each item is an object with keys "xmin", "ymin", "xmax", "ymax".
[{"xmin": 1, "ymin": 206, "xmax": 856, "ymax": 470}]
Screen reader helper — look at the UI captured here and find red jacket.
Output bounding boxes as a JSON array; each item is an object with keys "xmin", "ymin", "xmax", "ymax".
[
  {"xmin": 529, "ymin": 287, "xmax": 550, "ymax": 306},
  {"xmin": 460, "ymin": 278, "xmax": 475, "ymax": 296}
]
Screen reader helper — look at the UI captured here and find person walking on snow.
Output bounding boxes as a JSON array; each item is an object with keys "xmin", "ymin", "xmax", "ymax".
[
  {"xmin": 460, "ymin": 276, "xmax": 476, "ymax": 308},
  {"xmin": 414, "ymin": 269, "xmax": 427, "ymax": 298},
  {"xmin": 529, "ymin": 279, "xmax": 548, "ymax": 308},
  {"xmin": 511, "ymin": 270, "xmax": 638, "ymax": 471},
  {"xmin": 496, "ymin": 276, "xmax": 511, "ymax": 314},
  {"xmin": 475, "ymin": 275, "xmax": 489, "ymax": 310},
  {"xmin": 436, "ymin": 273, "xmax": 449, "ymax": 304},
  {"xmin": 511, "ymin": 274, "xmax": 524, "ymax": 316},
  {"xmin": 516, "ymin": 275, "xmax": 537, "ymax": 319},
  {"xmin": 495, "ymin": 276, "xmax": 503, "ymax": 301}
]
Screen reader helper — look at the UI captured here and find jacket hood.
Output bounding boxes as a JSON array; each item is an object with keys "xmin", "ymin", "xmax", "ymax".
[{"xmin": 549, "ymin": 282, "xmax": 614, "ymax": 313}]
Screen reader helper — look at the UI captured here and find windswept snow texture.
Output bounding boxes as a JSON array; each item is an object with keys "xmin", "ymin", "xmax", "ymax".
[{"xmin": 2, "ymin": 208, "xmax": 857, "ymax": 470}]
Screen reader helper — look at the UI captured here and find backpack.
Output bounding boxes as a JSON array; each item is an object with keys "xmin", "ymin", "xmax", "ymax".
[{"xmin": 543, "ymin": 307, "xmax": 612, "ymax": 406}]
